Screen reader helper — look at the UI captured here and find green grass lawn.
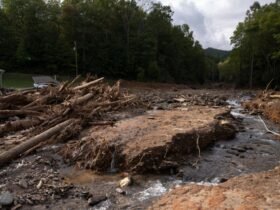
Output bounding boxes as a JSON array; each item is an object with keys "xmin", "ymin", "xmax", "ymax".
[
  {"xmin": 2, "ymin": 73, "xmax": 75, "ymax": 89},
  {"xmin": 3, "ymin": 73, "xmax": 34, "ymax": 89}
]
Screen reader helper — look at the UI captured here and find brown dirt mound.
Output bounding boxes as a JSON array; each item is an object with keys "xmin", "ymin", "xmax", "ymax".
[
  {"xmin": 61, "ymin": 107, "xmax": 236, "ymax": 173},
  {"xmin": 149, "ymin": 166, "xmax": 280, "ymax": 210},
  {"xmin": 244, "ymin": 92, "xmax": 280, "ymax": 124}
]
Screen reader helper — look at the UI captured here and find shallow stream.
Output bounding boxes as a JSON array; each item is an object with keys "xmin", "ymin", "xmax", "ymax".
[{"xmin": 59, "ymin": 98, "xmax": 280, "ymax": 210}]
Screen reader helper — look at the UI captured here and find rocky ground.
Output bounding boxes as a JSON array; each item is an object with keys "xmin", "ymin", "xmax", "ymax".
[
  {"xmin": 0, "ymin": 82, "xmax": 279, "ymax": 210},
  {"xmin": 150, "ymin": 165, "xmax": 280, "ymax": 210},
  {"xmin": 150, "ymin": 91, "xmax": 280, "ymax": 210},
  {"xmin": 244, "ymin": 91, "xmax": 280, "ymax": 125}
]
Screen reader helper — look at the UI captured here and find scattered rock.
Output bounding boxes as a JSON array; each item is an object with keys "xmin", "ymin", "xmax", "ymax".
[
  {"xmin": 11, "ymin": 204, "xmax": 22, "ymax": 210},
  {"xmin": 18, "ymin": 179, "xmax": 28, "ymax": 189},
  {"xmin": 116, "ymin": 188, "xmax": 126, "ymax": 195},
  {"xmin": 0, "ymin": 191, "xmax": 14, "ymax": 206},
  {"xmin": 119, "ymin": 177, "xmax": 132, "ymax": 188},
  {"xmin": 36, "ymin": 179, "xmax": 43, "ymax": 189},
  {"xmin": 87, "ymin": 195, "xmax": 107, "ymax": 206},
  {"xmin": 81, "ymin": 191, "xmax": 91, "ymax": 199},
  {"xmin": 173, "ymin": 98, "xmax": 186, "ymax": 103}
]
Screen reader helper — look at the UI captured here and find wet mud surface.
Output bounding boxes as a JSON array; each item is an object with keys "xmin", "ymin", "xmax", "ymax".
[
  {"xmin": 0, "ymin": 91, "xmax": 280, "ymax": 210},
  {"xmin": 180, "ymin": 99, "xmax": 280, "ymax": 183}
]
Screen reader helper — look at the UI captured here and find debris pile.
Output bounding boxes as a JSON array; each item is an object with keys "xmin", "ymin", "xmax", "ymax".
[
  {"xmin": 61, "ymin": 108, "xmax": 236, "ymax": 173},
  {"xmin": 136, "ymin": 92, "xmax": 228, "ymax": 110},
  {"xmin": 244, "ymin": 91, "xmax": 280, "ymax": 124},
  {"xmin": 0, "ymin": 77, "xmax": 135, "ymax": 166}
]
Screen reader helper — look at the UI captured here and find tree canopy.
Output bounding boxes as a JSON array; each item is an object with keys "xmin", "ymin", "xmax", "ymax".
[
  {"xmin": 219, "ymin": 0, "xmax": 280, "ymax": 88},
  {"xmin": 0, "ymin": 0, "xmax": 216, "ymax": 84}
]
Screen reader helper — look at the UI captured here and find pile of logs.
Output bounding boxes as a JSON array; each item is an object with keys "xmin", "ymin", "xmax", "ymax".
[{"xmin": 0, "ymin": 76, "xmax": 135, "ymax": 167}]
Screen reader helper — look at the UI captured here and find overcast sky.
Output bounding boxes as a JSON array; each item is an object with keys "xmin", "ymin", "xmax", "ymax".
[{"xmin": 157, "ymin": 0, "xmax": 275, "ymax": 50}]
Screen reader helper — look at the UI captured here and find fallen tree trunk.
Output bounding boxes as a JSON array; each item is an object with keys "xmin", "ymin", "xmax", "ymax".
[
  {"xmin": 71, "ymin": 93, "xmax": 94, "ymax": 105},
  {"xmin": 0, "ymin": 118, "xmax": 42, "ymax": 137},
  {"xmin": 0, "ymin": 119, "xmax": 73, "ymax": 166},
  {"xmin": 0, "ymin": 110, "xmax": 40, "ymax": 117},
  {"xmin": 269, "ymin": 95, "xmax": 280, "ymax": 99},
  {"xmin": 0, "ymin": 94, "xmax": 30, "ymax": 105},
  {"xmin": 23, "ymin": 94, "xmax": 57, "ymax": 109},
  {"xmin": 73, "ymin": 77, "xmax": 104, "ymax": 91},
  {"xmin": 63, "ymin": 93, "xmax": 95, "ymax": 116},
  {"xmin": 67, "ymin": 75, "xmax": 81, "ymax": 88}
]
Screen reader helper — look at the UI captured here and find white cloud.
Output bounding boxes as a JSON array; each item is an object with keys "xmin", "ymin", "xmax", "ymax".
[{"xmin": 158, "ymin": 0, "xmax": 275, "ymax": 50}]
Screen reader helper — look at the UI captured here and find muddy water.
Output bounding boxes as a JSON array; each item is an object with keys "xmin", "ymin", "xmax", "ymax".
[
  {"xmin": 181, "ymin": 99, "xmax": 280, "ymax": 183},
  {"xmin": 58, "ymin": 99, "xmax": 280, "ymax": 210}
]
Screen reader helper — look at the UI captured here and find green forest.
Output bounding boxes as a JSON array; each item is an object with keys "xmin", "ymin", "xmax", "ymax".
[
  {"xmin": 0, "ymin": 0, "xmax": 279, "ymax": 87},
  {"xmin": 220, "ymin": 0, "xmax": 280, "ymax": 87}
]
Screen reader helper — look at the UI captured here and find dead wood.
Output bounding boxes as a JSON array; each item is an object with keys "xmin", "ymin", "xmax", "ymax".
[
  {"xmin": 58, "ymin": 81, "xmax": 70, "ymax": 93},
  {"xmin": 0, "ymin": 77, "xmax": 136, "ymax": 167},
  {"xmin": 0, "ymin": 118, "xmax": 42, "ymax": 137},
  {"xmin": 269, "ymin": 95, "xmax": 280, "ymax": 99},
  {"xmin": 23, "ymin": 95, "xmax": 50, "ymax": 108},
  {"xmin": 0, "ymin": 119, "xmax": 74, "ymax": 166},
  {"xmin": 258, "ymin": 115, "xmax": 280, "ymax": 137},
  {"xmin": 89, "ymin": 121, "xmax": 115, "ymax": 126},
  {"xmin": 67, "ymin": 75, "xmax": 81, "ymax": 88},
  {"xmin": 71, "ymin": 93, "xmax": 94, "ymax": 105},
  {"xmin": 0, "ymin": 94, "xmax": 30, "ymax": 105},
  {"xmin": 263, "ymin": 79, "xmax": 274, "ymax": 94},
  {"xmin": 0, "ymin": 110, "xmax": 40, "ymax": 117},
  {"xmin": 72, "ymin": 77, "xmax": 104, "ymax": 91}
]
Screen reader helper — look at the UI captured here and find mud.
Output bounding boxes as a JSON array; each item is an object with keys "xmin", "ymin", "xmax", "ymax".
[
  {"xmin": 61, "ymin": 107, "xmax": 236, "ymax": 173},
  {"xmin": 244, "ymin": 91, "xmax": 280, "ymax": 124},
  {"xmin": 150, "ymin": 166, "xmax": 280, "ymax": 210},
  {"xmin": 150, "ymin": 99, "xmax": 280, "ymax": 210},
  {"xmin": 0, "ymin": 87, "xmax": 280, "ymax": 210}
]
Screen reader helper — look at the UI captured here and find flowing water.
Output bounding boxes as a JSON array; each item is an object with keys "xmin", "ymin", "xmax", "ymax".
[{"xmin": 60, "ymin": 98, "xmax": 280, "ymax": 210}]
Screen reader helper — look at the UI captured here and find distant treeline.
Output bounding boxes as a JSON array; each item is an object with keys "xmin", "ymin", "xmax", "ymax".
[
  {"xmin": 0, "ymin": 0, "xmax": 219, "ymax": 84},
  {"xmin": 219, "ymin": 1, "xmax": 280, "ymax": 88}
]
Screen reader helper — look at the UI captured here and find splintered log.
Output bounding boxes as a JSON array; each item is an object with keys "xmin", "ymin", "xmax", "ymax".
[
  {"xmin": 0, "ymin": 110, "xmax": 40, "ymax": 117},
  {"xmin": 23, "ymin": 95, "xmax": 54, "ymax": 108},
  {"xmin": 63, "ymin": 93, "xmax": 95, "ymax": 116},
  {"xmin": 58, "ymin": 81, "xmax": 70, "ymax": 93},
  {"xmin": 269, "ymin": 95, "xmax": 280, "ymax": 99},
  {"xmin": 67, "ymin": 75, "xmax": 81, "ymax": 88},
  {"xmin": 73, "ymin": 77, "xmax": 104, "ymax": 91},
  {"xmin": 0, "ymin": 118, "xmax": 42, "ymax": 136},
  {"xmin": 92, "ymin": 96, "xmax": 135, "ymax": 108},
  {"xmin": 0, "ymin": 119, "xmax": 74, "ymax": 166},
  {"xmin": 0, "ymin": 94, "xmax": 30, "ymax": 105},
  {"xmin": 72, "ymin": 93, "xmax": 94, "ymax": 105}
]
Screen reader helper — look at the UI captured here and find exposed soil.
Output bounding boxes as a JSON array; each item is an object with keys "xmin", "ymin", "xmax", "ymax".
[
  {"xmin": 244, "ymin": 91, "xmax": 280, "ymax": 124},
  {"xmin": 149, "ymin": 93, "xmax": 280, "ymax": 210},
  {"xmin": 0, "ymin": 82, "xmax": 279, "ymax": 210},
  {"xmin": 61, "ymin": 107, "xmax": 235, "ymax": 173},
  {"xmin": 149, "ymin": 165, "xmax": 280, "ymax": 210}
]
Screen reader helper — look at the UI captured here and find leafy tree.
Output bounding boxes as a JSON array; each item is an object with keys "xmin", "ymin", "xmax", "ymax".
[
  {"xmin": 0, "ymin": 0, "xmax": 214, "ymax": 84},
  {"xmin": 223, "ymin": 0, "xmax": 280, "ymax": 87}
]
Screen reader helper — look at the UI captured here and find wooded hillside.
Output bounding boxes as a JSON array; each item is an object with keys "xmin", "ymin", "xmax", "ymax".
[
  {"xmin": 0, "ymin": 0, "xmax": 216, "ymax": 84},
  {"xmin": 219, "ymin": 0, "xmax": 280, "ymax": 88}
]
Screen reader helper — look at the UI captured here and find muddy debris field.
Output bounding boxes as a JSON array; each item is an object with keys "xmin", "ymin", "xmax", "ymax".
[{"xmin": 0, "ymin": 79, "xmax": 279, "ymax": 210}]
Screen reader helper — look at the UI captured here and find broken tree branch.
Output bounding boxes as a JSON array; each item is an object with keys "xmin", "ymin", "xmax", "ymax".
[
  {"xmin": 67, "ymin": 75, "xmax": 81, "ymax": 88},
  {"xmin": 0, "ymin": 110, "xmax": 40, "ymax": 117},
  {"xmin": 72, "ymin": 77, "xmax": 104, "ymax": 91},
  {"xmin": 258, "ymin": 115, "xmax": 280, "ymax": 137},
  {"xmin": 0, "ymin": 118, "xmax": 42, "ymax": 137},
  {"xmin": 269, "ymin": 95, "xmax": 280, "ymax": 99},
  {"xmin": 0, "ymin": 119, "xmax": 74, "ymax": 166}
]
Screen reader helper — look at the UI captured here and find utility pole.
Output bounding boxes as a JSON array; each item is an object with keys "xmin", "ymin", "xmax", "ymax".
[{"xmin": 74, "ymin": 41, "xmax": 78, "ymax": 77}]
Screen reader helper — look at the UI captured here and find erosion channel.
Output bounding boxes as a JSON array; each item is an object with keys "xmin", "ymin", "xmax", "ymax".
[{"xmin": 0, "ymin": 88, "xmax": 279, "ymax": 210}]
